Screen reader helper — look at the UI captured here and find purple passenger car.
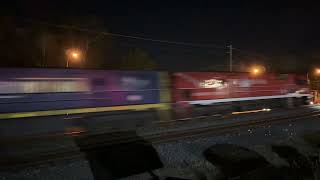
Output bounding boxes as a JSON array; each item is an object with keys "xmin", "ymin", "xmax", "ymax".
[{"xmin": 0, "ymin": 68, "xmax": 161, "ymax": 113}]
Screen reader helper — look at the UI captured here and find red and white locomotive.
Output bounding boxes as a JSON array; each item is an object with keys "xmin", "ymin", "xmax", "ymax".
[{"xmin": 171, "ymin": 72, "xmax": 311, "ymax": 117}]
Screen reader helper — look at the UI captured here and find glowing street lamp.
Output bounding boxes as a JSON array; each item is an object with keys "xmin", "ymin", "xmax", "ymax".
[
  {"xmin": 66, "ymin": 49, "xmax": 81, "ymax": 68},
  {"xmin": 250, "ymin": 65, "xmax": 265, "ymax": 76},
  {"xmin": 72, "ymin": 52, "xmax": 79, "ymax": 59},
  {"xmin": 308, "ymin": 68, "xmax": 320, "ymax": 78},
  {"xmin": 252, "ymin": 68, "xmax": 260, "ymax": 74},
  {"xmin": 307, "ymin": 68, "xmax": 320, "ymax": 84}
]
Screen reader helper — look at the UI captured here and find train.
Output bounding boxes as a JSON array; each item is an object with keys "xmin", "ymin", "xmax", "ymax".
[
  {"xmin": 172, "ymin": 72, "xmax": 311, "ymax": 117},
  {"xmin": 0, "ymin": 68, "xmax": 312, "ymax": 120}
]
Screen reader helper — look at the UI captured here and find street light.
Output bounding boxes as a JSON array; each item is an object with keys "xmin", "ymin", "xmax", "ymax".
[
  {"xmin": 66, "ymin": 49, "xmax": 81, "ymax": 68},
  {"xmin": 307, "ymin": 68, "xmax": 320, "ymax": 79},
  {"xmin": 72, "ymin": 52, "xmax": 79, "ymax": 59},
  {"xmin": 250, "ymin": 65, "xmax": 265, "ymax": 76},
  {"xmin": 252, "ymin": 68, "xmax": 260, "ymax": 74},
  {"xmin": 306, "ymin": 68, "xmax": 320, "ymax": 87}
]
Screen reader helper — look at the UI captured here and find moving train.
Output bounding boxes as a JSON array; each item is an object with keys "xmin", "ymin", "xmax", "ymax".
[{"xmin": 0, "ymin": 68, "xmax": 312, "ymax": 120}]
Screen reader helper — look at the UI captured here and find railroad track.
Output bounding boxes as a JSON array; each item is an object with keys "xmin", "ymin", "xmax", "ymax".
[
  {"xmin": 148, "ymin": 109, "xmax": 320, "ymax": 144},
  {"xmin": 1, "ymin": 108, "xmax": 320, "ymax": 170}
]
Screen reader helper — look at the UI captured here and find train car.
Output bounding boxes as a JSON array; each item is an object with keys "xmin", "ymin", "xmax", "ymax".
[
  {"xmin": 0, "ymin": 68, "xmax": 312, "ymax": 121},
  {"xmin": 172, "ymin": 72, "xmax": 311, "ymax": 117},
  {"xmin": 0, "ymin": 68, "xmax": 170, "ymax": 119}
]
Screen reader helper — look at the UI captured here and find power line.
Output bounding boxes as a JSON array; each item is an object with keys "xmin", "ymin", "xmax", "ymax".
[
  {"xmin": 24, "ymin": 18, "xmax": 227, "ymax": 49},
  {"xmin": 117, "ymin": 41, "xmax": 226, "ymax": 56},
  {"xmin": 23, "ymin": 18, "xmax": 277, "ymax": 67}
]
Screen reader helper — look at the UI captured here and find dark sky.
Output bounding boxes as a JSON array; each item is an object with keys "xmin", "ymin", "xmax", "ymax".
[{"xmin": 4, "ymin": 1, "xmax": 320, "ymax": 72}]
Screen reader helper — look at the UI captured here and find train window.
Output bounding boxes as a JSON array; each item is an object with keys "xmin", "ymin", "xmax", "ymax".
[
  {"xmin": 295, "ymin": 78, "xmax": 307, "ymax": 85},
  {"xmin": 0, "ymin": 79, "xmax": 89, "ymax": 94},
  {"xmin": 277, "ymin": 74, "xmax": 288, "ymax": 80},
  {"xmin": 91, "ymin": 78, "xmax": 105, "ymax": 86}
]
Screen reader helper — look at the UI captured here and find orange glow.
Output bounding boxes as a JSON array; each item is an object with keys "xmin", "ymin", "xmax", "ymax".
[
  {"xmin": 250, "ymin": 65, "xmax": 265, "ymax": 76},
  {"xmin": 64, "ymin": 127, "xmax": 86, "ymax": 135},
  {"xmin": 253, "ymin": 68, "xmax": 259, "ymax": 74},
  {"xmin": 316, "ymin": 69, "xmax": 320, "ymax": 74},
  {"xmin": 66, "ymin": 49, "xmax": 81, "ymax": 61},
  {"xmin": 72, "ymin": 52, "xmax": 79, "ymax": 58}
]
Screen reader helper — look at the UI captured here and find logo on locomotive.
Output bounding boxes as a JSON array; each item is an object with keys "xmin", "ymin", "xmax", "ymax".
[
  {"xmin": 121, "ymin": 77, "xmax": 150, "ymax": 90},
  {"xmin": 199, "ymin": 79, "xmax": 226, "ymax": 89}
]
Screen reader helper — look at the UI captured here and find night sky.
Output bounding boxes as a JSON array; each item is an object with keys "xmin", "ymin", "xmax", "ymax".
[{"xmin": 4, "ymin": 1, "xmax": 320, "ymax": 72}]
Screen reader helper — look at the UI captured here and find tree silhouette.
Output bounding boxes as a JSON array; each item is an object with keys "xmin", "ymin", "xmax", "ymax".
[
  {"xmin": 0, "ymin": 16, "xmax": 42, "ymax": 67},
  {"xmin": 0, "ymin": 16, "xmax": 120, "ymax": 69}
]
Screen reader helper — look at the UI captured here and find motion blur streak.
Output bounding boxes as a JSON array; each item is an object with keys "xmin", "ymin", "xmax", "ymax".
[
  {"xmin": 232, "ymin": 108, "xmax": 272, "ymax": 115},
  {"xmin": 0, "ymin": 103, "xmax": 170, "ymax": 120}
]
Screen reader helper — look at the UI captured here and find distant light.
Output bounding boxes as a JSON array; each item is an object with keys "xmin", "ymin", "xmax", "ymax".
[
  {"xmin": 250, "ymin": 65, "xmax": 265, "ymax": 76},
  {"xmin": 316, "ymin": 69, "xmax": 320, "ymax": 74},
  {"xmin": 310, "ymin": 101, "xmax": 314, "ymax": 105},
  {"xmin": 64, "ymin": 127, "xmax": 86, "ymax": 135},
  {"xmin": 72, "ymin": 52, "xmax": 79, "ymax": 58},
  {"xmin": 66, "ymin": 49, "xmax": 81, "ymax": 60}
]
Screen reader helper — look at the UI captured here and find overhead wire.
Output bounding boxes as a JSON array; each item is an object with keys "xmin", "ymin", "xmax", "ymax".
[
  {"xmin": 24, "ymin": 18, "xmax": 227, "ymax": 49},
  {"xmin": 23, "ymin": 18, "xmax": 275, "ymax": 64}
]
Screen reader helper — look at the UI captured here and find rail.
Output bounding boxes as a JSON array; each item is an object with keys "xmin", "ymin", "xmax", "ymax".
[{"xmin": 1, "ymin": 108, "xmax": 320, "ymax": 170}]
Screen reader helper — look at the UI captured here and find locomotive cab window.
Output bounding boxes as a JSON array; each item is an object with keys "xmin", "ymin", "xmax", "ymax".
[
  {"xmin": 294, "ymin": 78, "xmax": 307, "ymax": 85},
  {"xmin": 277, "ymin": 74, "xmax": 288, "ymax": 80}
]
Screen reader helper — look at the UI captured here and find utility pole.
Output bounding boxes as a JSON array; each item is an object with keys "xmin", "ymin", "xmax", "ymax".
[
  {"xmin": 66, "ymin": 58, "xmax": 69, "ymax": 68},
  {"xmin": 41, "ymin": 32, "xmax": 47, "ymax": 67},
  {"xmin": 83, "ymin": 33, "xmax": 103, "ymax": 67},
  {"xmin": 227, "ymin": 45, "xmax": 233, "ymax": 72}
]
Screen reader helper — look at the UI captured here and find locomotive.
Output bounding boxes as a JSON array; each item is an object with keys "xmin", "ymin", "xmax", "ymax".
[
  {"xmin": 0, "ymin": 68, "xmax": 311, "ymax": 120},
  {"xmin": 172, "ymin": 72, "xmax": 311, "ymax": 117}
]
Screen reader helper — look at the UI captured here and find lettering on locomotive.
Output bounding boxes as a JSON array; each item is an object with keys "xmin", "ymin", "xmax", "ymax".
[{"xmin": 199, "ymin": 79, "xmax": 226, "ymax": 89}]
